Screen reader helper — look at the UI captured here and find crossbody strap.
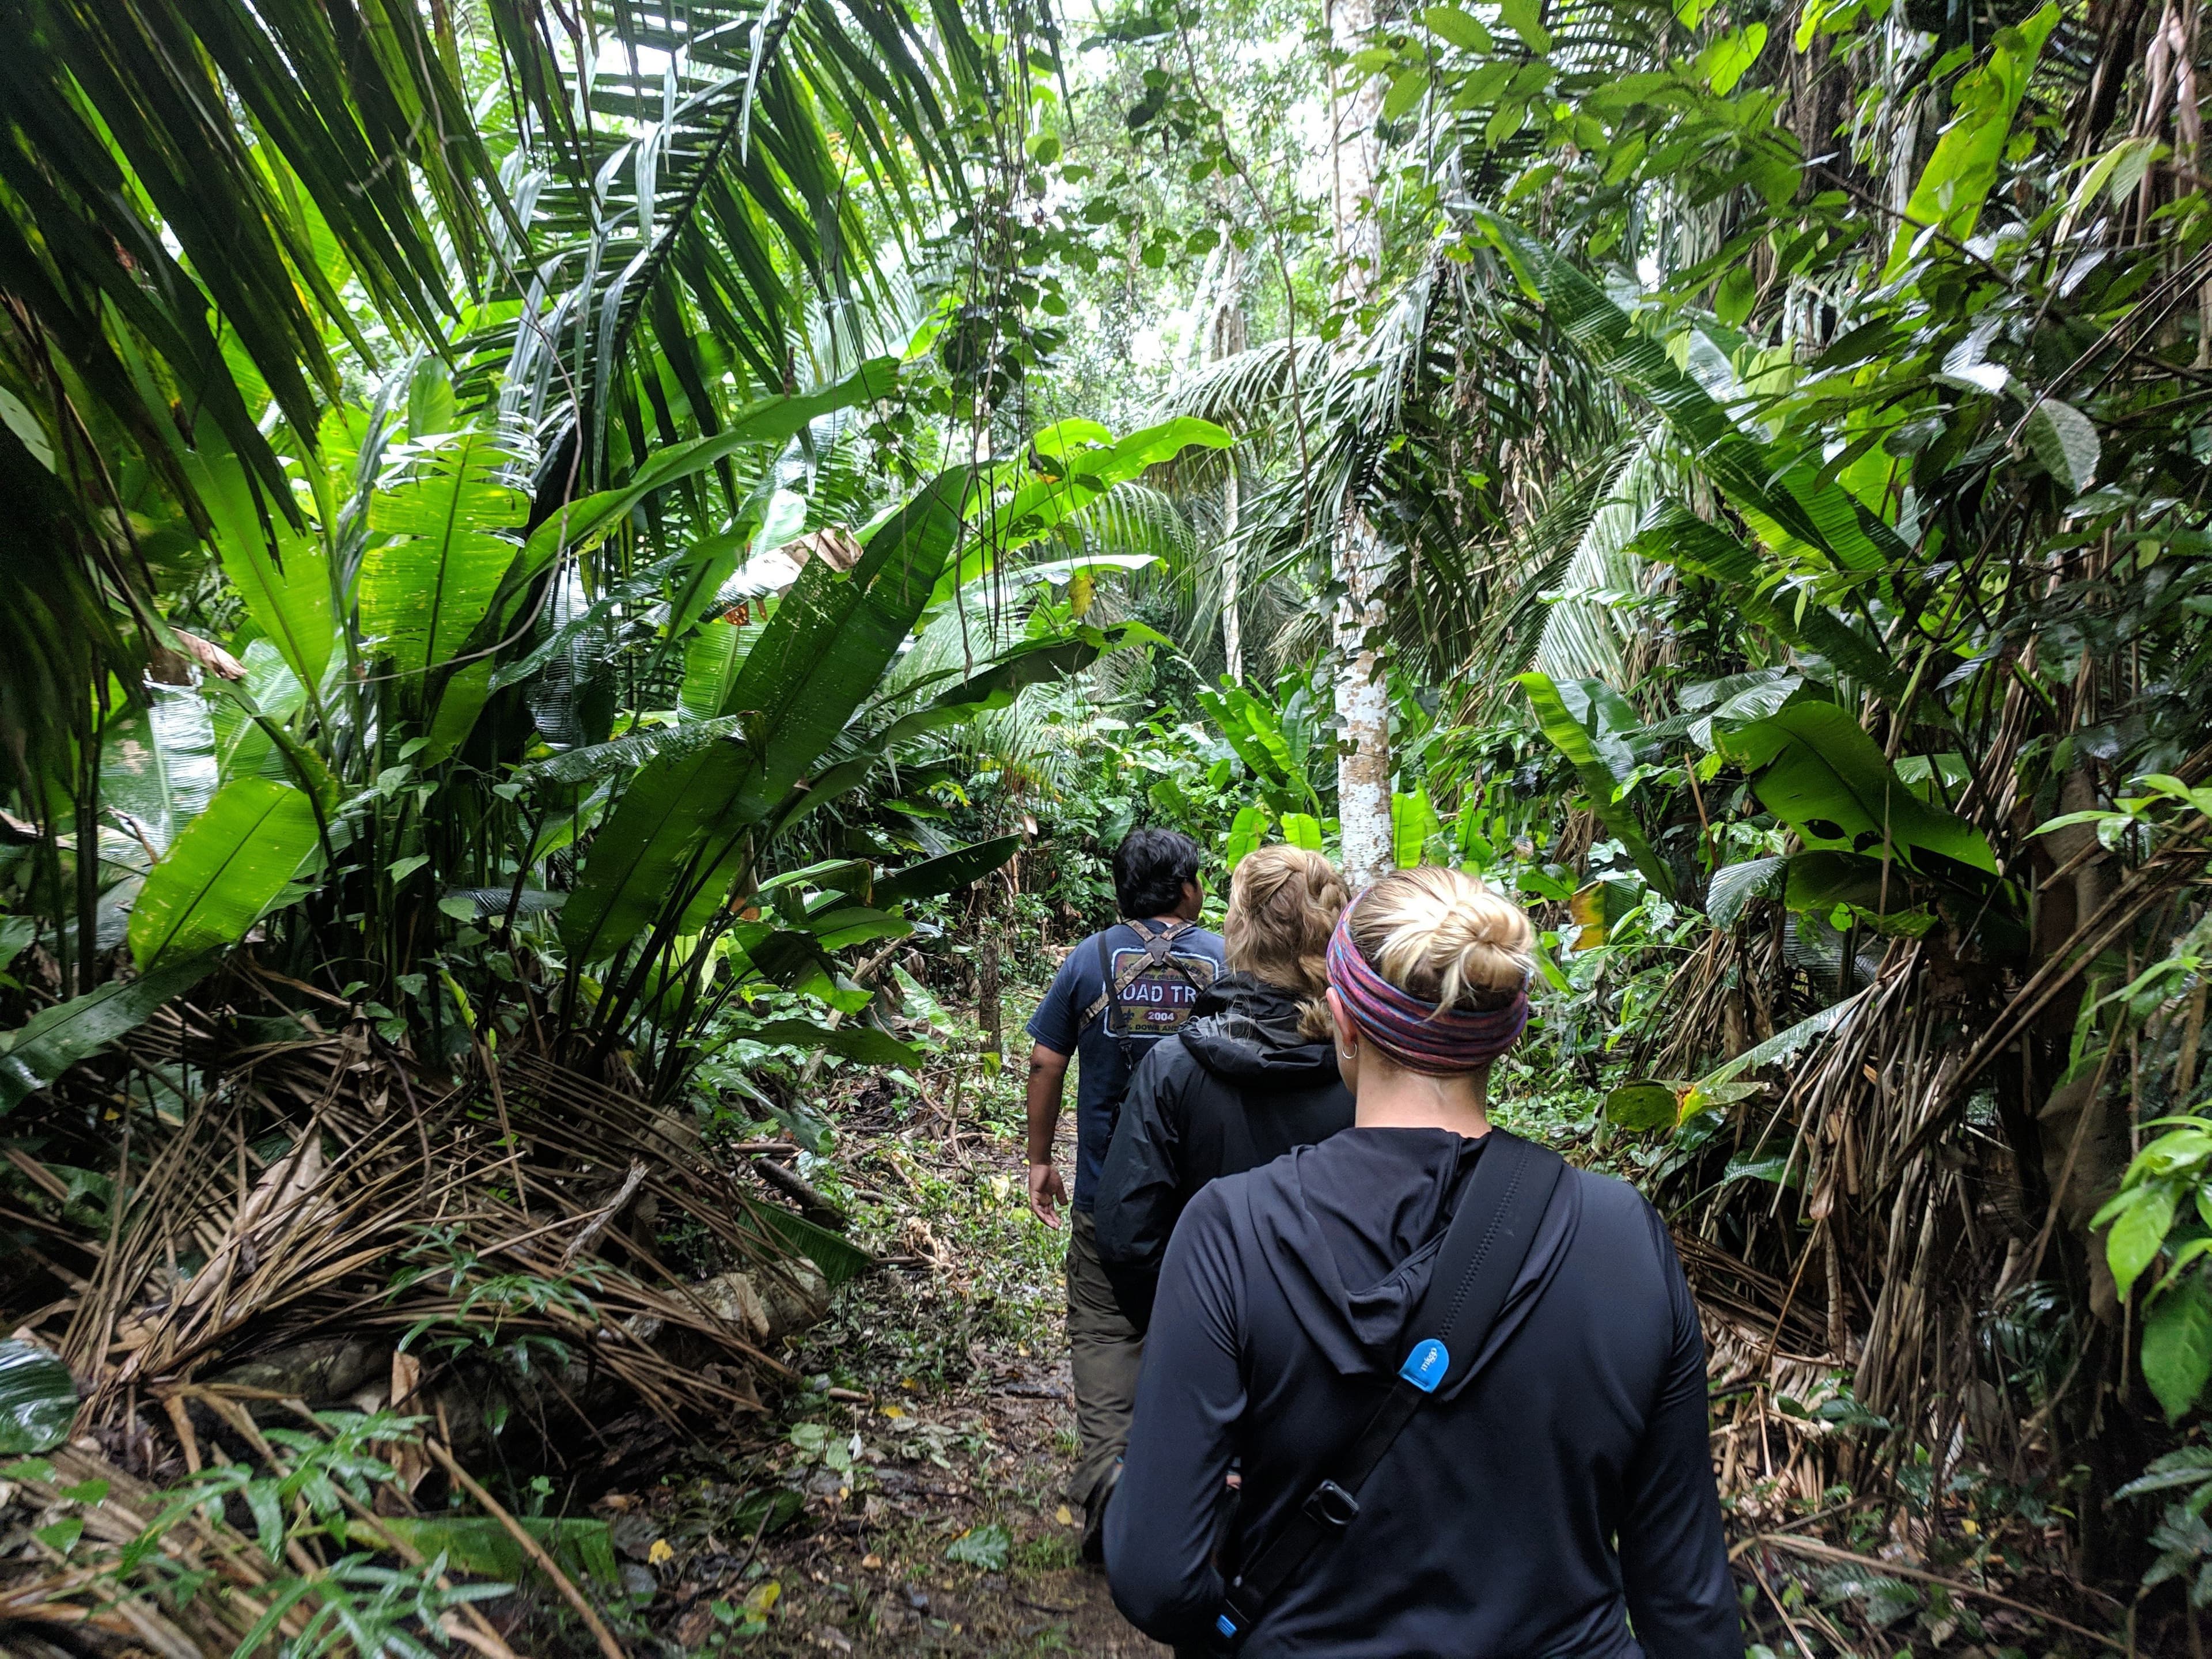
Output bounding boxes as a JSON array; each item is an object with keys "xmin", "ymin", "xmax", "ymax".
[
  {"xmin": 1079, "ymin": 919, "xmax": 1196, "ymax": 1029},
  {"xmin": 1213, "ymin": 1131, "xmax": 1566, "ymax": 1648}
]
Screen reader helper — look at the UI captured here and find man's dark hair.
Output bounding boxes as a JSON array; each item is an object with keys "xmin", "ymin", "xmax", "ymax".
[{"xmin": 1114, "ymin": 827, "xmax": 1202, "ymax": 918}]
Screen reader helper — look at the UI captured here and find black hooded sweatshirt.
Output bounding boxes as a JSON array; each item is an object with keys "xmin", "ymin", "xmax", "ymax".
[
  {"xmin": 1104, "ymin": 1127, "xmax": 1740, "ymax": 1659},
  {"xmin": 1094, "ymin": 973, "xmax": 1355, "ymax": 1331}
]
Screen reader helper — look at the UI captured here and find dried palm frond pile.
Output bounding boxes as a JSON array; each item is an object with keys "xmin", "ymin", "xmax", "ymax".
[{"xmin": 3, "ymin": 964, "xmax": 859, "ymax": 1465}]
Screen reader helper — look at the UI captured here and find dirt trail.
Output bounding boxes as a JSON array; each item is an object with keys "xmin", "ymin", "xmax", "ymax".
[{"xmin": 608, "ymin": 1067, "xmax": 1172, "ymax": 1657}]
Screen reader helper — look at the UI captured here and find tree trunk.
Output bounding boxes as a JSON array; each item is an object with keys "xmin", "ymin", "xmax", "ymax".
[
  {"xmin": 1211, "ymin": 225, "xmax": 1248, "ymax": 685},
  {"xmin": 1222, "ymin": 461, "xmax": 1244, "ymax": 684},
  {"xmin": 977, "ymin": 931, "xmax": 1003, "ymax": 1057},
  {"xmin": 1328, "ymin": 0, "xmax": 1394, "ymax": 889}
]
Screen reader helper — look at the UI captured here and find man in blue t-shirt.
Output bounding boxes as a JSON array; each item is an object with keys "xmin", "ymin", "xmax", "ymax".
[{"xmin": 1025, "ymin": 827, "xmax": 1225, "ymax": 1562}]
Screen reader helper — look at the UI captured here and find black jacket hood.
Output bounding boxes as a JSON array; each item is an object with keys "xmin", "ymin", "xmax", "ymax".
[
  {"xmin": 1248, "ymin": 1127, "xmax": 1581, "ymax": 1402},
  {"xmin": 1180, "ymin": 972, "xmax": 1340, "ymax": 1085}
]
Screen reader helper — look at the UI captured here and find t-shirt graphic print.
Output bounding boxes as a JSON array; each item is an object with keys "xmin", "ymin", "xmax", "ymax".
[{"xmin": 1103, "ymin": 937, "xmax": 1215, "ymax": 1040}]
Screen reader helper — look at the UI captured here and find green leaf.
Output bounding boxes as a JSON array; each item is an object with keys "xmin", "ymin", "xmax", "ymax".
[
  {"xmin": 379, "ymin": 1516, "xmax": 616, "ymax": 1588},
  {"xmin": 936, "ymin": 419, "xmax": 1231, "ymax": 603},
  {"xmin": 181, "ymin": 427, "xmax": 335, "ymax": 694},
  {"xmin": 0, "ymin": 955, "xmax": 216, "ymax": 1115},
  {"xmin": 1631, "ymin": 506, "xmax": 1904, "ymax": 696},
  {"xmin": 2024, "ymin": 397, "xmax": 2100, "ymax": 495},
  {"xmin": 518, "ymin": 363, "xmax": 902, "ymax": 578},
  {"xmin": 1392, "ymin": 789, "xmax": 1444, "ymax": 869},
  {"xmin": 1382, "ymin": 69, "xmax": 1429, "ymax": 121},
  {"xmin": 756, "ymin": 1207, "xmax": 876, "ymax": 1289},
  {"xmin": 1225, "ymin": 806, "xmax": 1271, "ymax": 869},
  {"xmin": 561, "ymin": 471, "xmax": 971, "ymax": 964},
  {"xmin": 874, "ymin": 836, "xmax": 1025, "ymax": 908},
  {"xmin": 1422, "ymin": 5, "xmax": 1495, "ymax": 49},
  {"xmin": 878, "ymin": 627, "xmax": 1157, "ymax": 748},
  {"xmin": 728, "ymin": 1019, "xmax": 915, "ymax": 1066},
  {"xmin": 1516, "ymin": 672, "xmax": 1675, "ymax": 896},
  {"xmin": 1713, "ymin": 702, "xmax": 1997, "ymax": 877},
  {"xmin": 944, "ymin": 1522, "xmax": 1012, "ymax": 1570},
  {"xmin": 2108, "ymin": 1186, "xmax": 2177, "ymax": 1304},
  {"xmin": 1281, "ymin": 813, "xmax": 1324, "ymax": 852},
  {"xmin": 1495, "ymin": 0, "xmax": 1552, "ymax": 49},
  {"xmin": 101, "ymin": 683, "xmax": 218, "ymax": 858},
  {"xmin": 1714, "ymin": 266, "xmax": 1757, "ymax": 327},
  {"xmin": 1883, "ymin": 4, "xmax": 2060, "ymax": 277},
  {"xmin": 1471, "ymin": 214, "xmax": 1915, "ymax": 597},
  {"xmin": 0, "ymin": 1340, "xmax": 77, "ymax": 1455},
  {"xmin": 1681, "ymin": 991, "xmax": 1869, "ymax": 1108},
  {"xmin": 1706, "ymin": 855, "xmax": 1785, "ymax": 926},
  {"xmin": 681, "ymin": 617, "xmax": 752, "ymax": 723},
  {"xmin": 359, "ymin": 430, "xmax": 529, "ymax": 678},
  {"xmin": 1695, "ymin": 24, "xmax": 1766, "ymax": 94},
  {"xmin": 2144, "ymin": 1272, "xmax": 2212, "ymax": 1420},
  {"xmin": 127, "ymin": 779, "xmax": 321, "ymax": 969},
  {"xmin": 1605, "ymin": 1080, "xmax": 1679, "ymax": 1131}
]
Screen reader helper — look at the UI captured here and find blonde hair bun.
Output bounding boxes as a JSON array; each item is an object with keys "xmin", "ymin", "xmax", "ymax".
[
  {"xmin": 1225, "ymin": 845, "xmax": 1351, "ymax": 1036},
  {"xmin": 1346, "ymin": 866, "xmax": 1533, "ymax": 1013}
]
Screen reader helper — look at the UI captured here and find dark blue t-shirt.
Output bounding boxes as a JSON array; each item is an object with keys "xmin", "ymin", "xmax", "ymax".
[{"xmin": 1027, "ymin": 921, "xmax": 1227, "ymax": 1210}]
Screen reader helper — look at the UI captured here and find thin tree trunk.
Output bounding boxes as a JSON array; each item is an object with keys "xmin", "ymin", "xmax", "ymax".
[
  {"xmin": 1328, "ymin": 0, "xmax": 1393, "ymax": 889},
  {"xmin": 977, "ymin": 932, "xmax": 1002, "ymax": 1057},
  {"xmin": 1210, "ymin": 224, "xmax": 1248, "ymax": 685},
  {"xmin": 1222, "ymin": 461, "xmax": 1243, "ymax": 684}
]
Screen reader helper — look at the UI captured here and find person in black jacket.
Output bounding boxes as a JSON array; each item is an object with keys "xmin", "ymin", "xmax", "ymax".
[
  {"xmin": 1105, "ymin": 866, "xmax": 1741, "ymax": 1658},
  {"xmin": 1094, "ymin": 843, "xmax": 1354, "ymax": 1333}
]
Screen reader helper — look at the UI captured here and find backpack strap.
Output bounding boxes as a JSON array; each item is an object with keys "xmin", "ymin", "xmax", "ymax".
[
  {"xmin": 1078, "ymin": 919, "xmax": 1200, "ymax": 1029},
  {"xmin": 1211, "ymin": 1131, "xmax": 1566, "ymax": 1649}
]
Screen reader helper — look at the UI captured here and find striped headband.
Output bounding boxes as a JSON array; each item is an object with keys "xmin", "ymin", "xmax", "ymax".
[{"xmin": 1324, "ymin": 892, "xmax": 1530, "ymax": 1074}]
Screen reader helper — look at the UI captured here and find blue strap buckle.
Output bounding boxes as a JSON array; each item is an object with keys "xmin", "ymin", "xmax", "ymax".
[
  {"xmin": 1215, "ymin": 1611, "xmax": 1243, "ymax": 1641},
  {"xmin": 1399, "ymin": 1336, "xmax": 1450, "ymax": 1392}
]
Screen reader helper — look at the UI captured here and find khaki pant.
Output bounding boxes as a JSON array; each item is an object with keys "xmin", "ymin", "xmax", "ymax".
[{"xmin": 1066, "ymin": 1208, "xmax": 1144, "ymax": 1520}]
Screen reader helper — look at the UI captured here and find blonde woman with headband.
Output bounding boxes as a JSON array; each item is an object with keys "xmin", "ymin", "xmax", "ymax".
[
  {"xmin": 1094, "ymin": 844, "xmax": 1357, "ymax": 1334},
  {"xmin": 1105, "ymin": 867, "xmax": 1738, "ymax": 1658}
]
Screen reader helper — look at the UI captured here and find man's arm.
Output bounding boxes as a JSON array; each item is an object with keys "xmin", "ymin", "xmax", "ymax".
[{"xmin": 1025, "ymin": 1042, "xmax": 1073, "ymax": 1228}]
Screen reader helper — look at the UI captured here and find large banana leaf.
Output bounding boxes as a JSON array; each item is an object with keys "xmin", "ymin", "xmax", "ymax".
[
  {"xmin": 358, "ymin": 430, "xmax": 530, "ymax": 678},
  {"xmin": 1516, "ymin": 671, "xmax": 1675, "ymax": 895},
  {"xmin": 181, "ymin": 431, "xmax": 336, "ymax": 694},
  {"xmin": 873, "ymin": 836, "xmax": 1026, "ymax": 908},
  {"xmin": 101, "ymin": 681, "xmax": 218, "ymax": 857},
  {"xmin": 560, "ymin": 469, "xmax": 972, "ymax": 964},
  {"xmin": 127, "ymin": 779, "xmax": 321, "ymax": 969},
  {"xmin": 1712, "ymin": 701, "xmax": 1996, "ymax": 877},
  {"xmin": 718, "ymin": 468, "xmax": 974, "ymax": 821}
]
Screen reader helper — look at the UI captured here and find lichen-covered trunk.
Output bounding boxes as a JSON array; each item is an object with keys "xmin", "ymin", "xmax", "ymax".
[
  {"xmin": 1328, "ymin": 0, "xmax": 1393, "ymax": 891},
  {"xmin": 1334, "ymin": 513, "xmax": 1393, "ymax": 889}
]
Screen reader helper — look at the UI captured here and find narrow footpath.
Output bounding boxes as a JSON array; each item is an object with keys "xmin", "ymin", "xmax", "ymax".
[{"xmin": 608, "ymin": 1044, "xmax": 1171, "ymax": 1656}]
